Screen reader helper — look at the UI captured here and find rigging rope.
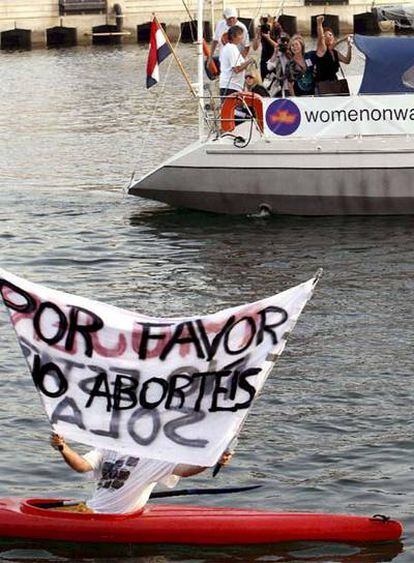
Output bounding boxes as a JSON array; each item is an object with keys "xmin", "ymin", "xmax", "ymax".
[
  {"xmin": 125, "ymin": 27, "xmax": 185, "ymax": 193},
  {"xmin": 126, "ymin": 1, "xmax": 268, "ymax": 192}
]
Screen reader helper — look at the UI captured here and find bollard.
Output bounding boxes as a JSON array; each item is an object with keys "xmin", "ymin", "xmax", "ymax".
[
  {"xmin": 311, "ymin": 14, "xmax": 340, "ymax": 37},
  {"xmin": 91, "ymin": 24, "xmax": 122, "ymax": 45},
  {"xmin": 1, "ymin": 28, "xmax": 31, "ymax": 50},
  {"xmin": 180, "ymin": 20, "xmax": 211, "ymax": 43},
  {"xmin": 353, "ymin": 12, "xmax": 380, "ymax": 35},
  {"xmin": 46, "ymin": 26, "xmax": 77, "ymax": 48},
  {"xmin": 137, "ymin": 21, "xmax": 166, "ymax": 43},
  {"xmin": 277, "ymin": 15, "xmax": 298, "ymax": 36}
]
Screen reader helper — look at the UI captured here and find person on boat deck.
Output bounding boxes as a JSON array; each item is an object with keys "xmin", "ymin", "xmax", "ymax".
[
  {"xmin": 252, "ymin": 16, "xmax": 289, "ymax": 81},
  {"xmin": 285, "ymin": 35, "xmax": 315, "ymax": 97},
  {"xmin": 245, "ymin": 68, "xmax": 269, "ymax": 97},
  {"xmin": 237, "ymin": 69, "xmax": 269, "ymax": 122},
  {"xmin": 208, "ymin": 6, "xmax": 250, "ymax": 64},
  {"xmin": 262, "ymin": 36, "xmax": 290, "ymax": 97},
  {"xmin": 314, "ymin": 15, "xmax": 352, "ymax": 92},
  {"xmin": 51, "ymin": 434, "xmax": 232, "ymax": 514},
  {"xmin": 219, "ymin": 25, "xmax": 255, "ymax": 98}
]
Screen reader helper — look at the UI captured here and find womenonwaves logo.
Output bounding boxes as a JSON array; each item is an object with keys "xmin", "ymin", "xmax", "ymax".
[{"xmin": 266, "ymin": 99, "xmax": 301, "ymax": 136}]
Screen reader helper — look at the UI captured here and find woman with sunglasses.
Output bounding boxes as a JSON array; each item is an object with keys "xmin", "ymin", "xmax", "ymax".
[
  {"xmin": 245, "ymin": 68, "xmax": 270, "ymax": 97},
  {"xmin": 314, "ymin": 15, "xmax": 352, "ymax": 94}
]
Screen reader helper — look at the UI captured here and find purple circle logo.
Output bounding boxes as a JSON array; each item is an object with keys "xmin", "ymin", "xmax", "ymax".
[{"xmin": 266, "ymin": 99, "xmax": 301, "ymax": 136}]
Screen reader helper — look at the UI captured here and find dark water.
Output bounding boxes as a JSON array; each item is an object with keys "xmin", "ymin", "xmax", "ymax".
[{"xmin": 0, "ymin": 45, "xmax": 413, "ymax": 562}]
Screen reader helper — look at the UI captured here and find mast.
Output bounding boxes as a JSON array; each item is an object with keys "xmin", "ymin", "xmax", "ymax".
[{"xmin": 197, "ymin": 0, "xmax": 204, "ymax": 140}]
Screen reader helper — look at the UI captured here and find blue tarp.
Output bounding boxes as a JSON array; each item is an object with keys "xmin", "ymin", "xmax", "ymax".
[{"xmin": 354, "ymin": 34, "xmax": 414, "ymax": 94}]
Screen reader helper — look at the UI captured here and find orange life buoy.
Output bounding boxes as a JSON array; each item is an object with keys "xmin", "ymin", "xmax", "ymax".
[
  {"xmin": 221, "ymin": 92, "xmax": 264, "ymax": 132},
  {"xmin": 203, "ymin": 39, "xmax": 219, "ymax": 77}
]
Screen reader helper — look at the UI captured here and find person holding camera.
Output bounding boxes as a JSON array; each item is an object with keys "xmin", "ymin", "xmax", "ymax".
[
  {"xmin": 262, "ymin": 36, "xmax": 290, "ymax": 97},
  {"xmin": 252, "ymin": 17, "xmax": 288, "ymax": 80}
]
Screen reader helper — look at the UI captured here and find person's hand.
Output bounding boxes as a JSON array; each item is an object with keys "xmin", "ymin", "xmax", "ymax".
[
  {"xmin": 219, "ymin": 451, "xmax": 233, "ymax": 466},
  {"xmin": 316, "ymin": 15, "xmax": 324, "ymax": 24},
  {"xmin": 347, "ymin": 34, "xmax": 353, "ymax": 45},
  {"xmin": 51, "ymin": 433, "xmax": 65, "ymax": 452}
]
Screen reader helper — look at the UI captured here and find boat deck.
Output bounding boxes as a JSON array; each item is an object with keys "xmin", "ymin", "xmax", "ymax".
[{"xmin": 207, "ymin": 134, "xmax": 414, "ymax": 155}]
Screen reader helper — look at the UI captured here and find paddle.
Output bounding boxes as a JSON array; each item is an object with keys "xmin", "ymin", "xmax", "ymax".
[
  {"xmin": 36, "ymin": 484, "xmax": 262, "ymax": 509},
  {"xmin": 151, "ymin": 484, "xmax": 262, "ymax": 498}
]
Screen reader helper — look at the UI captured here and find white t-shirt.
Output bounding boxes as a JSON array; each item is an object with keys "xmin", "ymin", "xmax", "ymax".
[
  {"xmin": 213, "ymin": 19, "xmax": 249, "ymax": 53},
  {"xmin": 83, "ymin": 449, "xmax": 179, "ymax": 514},
  {"xmin": 219, "ymin": 43, "xmax": 246, "ymax": 91}
]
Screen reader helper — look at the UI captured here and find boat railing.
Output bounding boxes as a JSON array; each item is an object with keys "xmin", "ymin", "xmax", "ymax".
[
  {"xmin": 201, "ymin": 92, "xmax": 264, "ymax": 141},
  {"xmin": 201, "ymin": 88, "xmax": 414, "ymax": 146}
]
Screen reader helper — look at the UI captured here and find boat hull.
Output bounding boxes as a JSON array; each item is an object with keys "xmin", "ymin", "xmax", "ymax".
[
  {"xmin": 0, "ymin": 498, "xmax": 403, "ymax": 545},
  {"xmin": 130, "ymin": 166, "xmax": 414, "ymax": 215},
  {"xmin": 128, "ymin": 139, "xmax": 414, "ymax": 215}
]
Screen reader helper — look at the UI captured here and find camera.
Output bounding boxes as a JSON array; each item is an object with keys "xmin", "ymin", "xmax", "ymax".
[
  {"xmin": 278, "ymin": 36, "xmax": 289, "ymax": 53},
  {"xmin": 259, "ymin": 17, "xmax": 270, "ymax": 34}
]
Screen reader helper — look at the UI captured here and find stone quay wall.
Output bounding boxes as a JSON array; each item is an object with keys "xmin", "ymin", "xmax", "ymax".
[{"xmin": 0, "ymin": 0, "xmax": 397, "ymax": 47}]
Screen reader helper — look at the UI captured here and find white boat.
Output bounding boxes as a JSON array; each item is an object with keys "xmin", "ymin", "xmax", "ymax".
[{"xmin": 128, "ymin": 4, "xmax": 414, "ymax": 216}]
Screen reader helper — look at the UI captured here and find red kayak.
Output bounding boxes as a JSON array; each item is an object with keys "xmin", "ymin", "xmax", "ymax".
[{"xmin": 0, "ymin": 498, "xmax": 403, "ymax": 545}]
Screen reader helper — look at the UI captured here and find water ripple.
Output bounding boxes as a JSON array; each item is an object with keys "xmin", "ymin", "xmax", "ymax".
[{"xmin": 0, "ymin": 45, "xmax": 412, "ymax": 563}]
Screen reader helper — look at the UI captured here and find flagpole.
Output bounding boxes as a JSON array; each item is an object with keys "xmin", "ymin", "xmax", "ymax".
[
  {"xmin": 154, "ymin": 13, "xmax": 207, "ymax": 139},
  {"xmin": 197, "ymin": 0, "xmax": 205, "ymax": 140},
  {"xmin": 154, "ymin": 15, "xmax": 198, "ymax": 99}
]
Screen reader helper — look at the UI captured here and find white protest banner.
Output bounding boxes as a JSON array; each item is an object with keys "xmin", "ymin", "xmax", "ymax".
[
  {"xmin": 0, "ymin": 269, "xmax": 320, "ymax": 466},
  {"xmin": 264, "ymin": 94, "xmax": 414, "ymax": 139}
]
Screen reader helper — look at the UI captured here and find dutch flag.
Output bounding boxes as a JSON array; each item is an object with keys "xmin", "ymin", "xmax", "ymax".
[{"xmin": 146, "ymin": 17, "xmax": 171, "ymax": 88}]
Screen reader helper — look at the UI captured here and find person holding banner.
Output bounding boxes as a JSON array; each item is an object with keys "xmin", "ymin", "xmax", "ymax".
[
  {"xmin": 51, "ymin": 434, "xmax": 232, "ymax": 514},
  {"xmin": 0, "ymin": 269, "xmax": 319, "ymax": 517}
]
